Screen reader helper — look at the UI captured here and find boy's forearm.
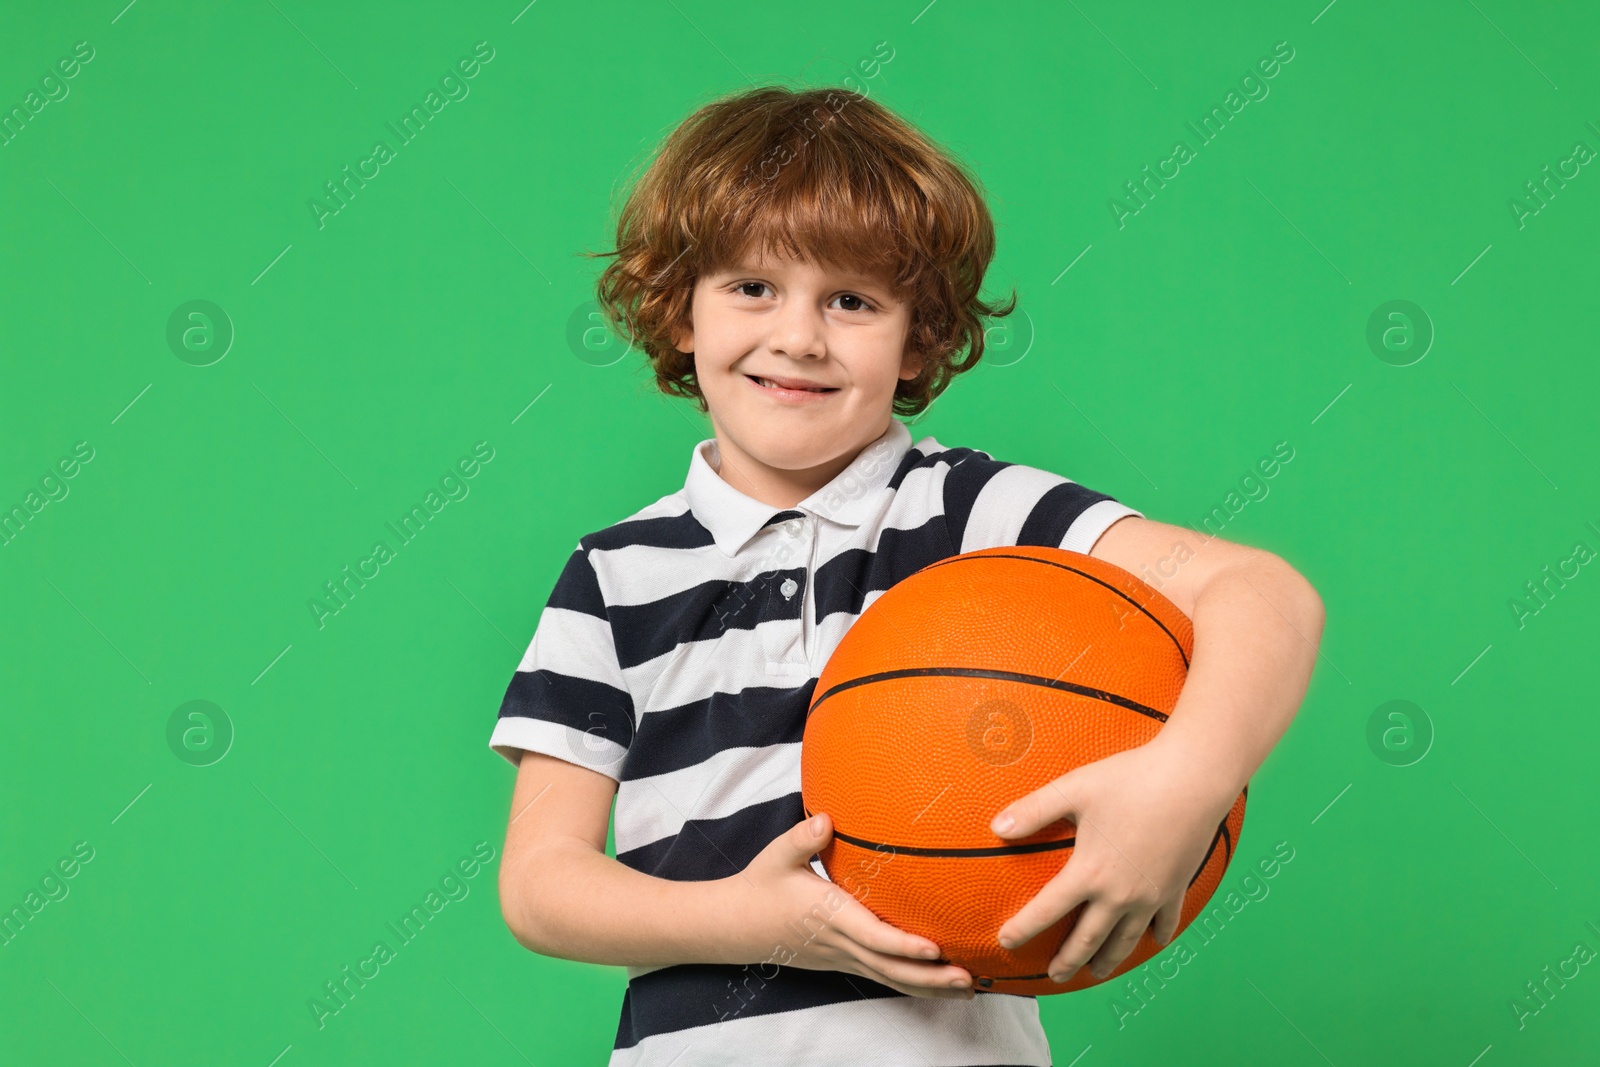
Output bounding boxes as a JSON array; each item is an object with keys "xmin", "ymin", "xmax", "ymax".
[
  {"xmin": 502, "ymin": 838, "xmax": 750, "ymax": 968},
  {"xmin": 1148, "ymin": 554, "xmax": 1325, "ymax": 801}
]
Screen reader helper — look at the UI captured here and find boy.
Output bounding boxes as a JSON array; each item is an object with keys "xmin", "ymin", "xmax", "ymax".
[{"xmin": 490, "ymin": 86, "xmax": 1323, "ymax": 1066}]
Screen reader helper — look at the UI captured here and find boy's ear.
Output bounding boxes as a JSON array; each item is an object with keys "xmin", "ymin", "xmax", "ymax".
[
  {"xmin": 670, "ymin": 319, "xmax": 693, "ymax": 355},
  {"xmin": 899, "ymin": 347, "xmax": 925, "ymax": 381}
]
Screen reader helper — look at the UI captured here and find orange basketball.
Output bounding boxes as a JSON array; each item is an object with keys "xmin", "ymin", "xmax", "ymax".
[{"xmin": 800, "ymin": 545, "xmax": 1247, "ymax": 996}]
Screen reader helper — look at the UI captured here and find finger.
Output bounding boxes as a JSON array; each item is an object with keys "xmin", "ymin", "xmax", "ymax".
[
  {"xmin": 1085, "ymin": 909, "xmax": 1158, "ymax": 979},
  {"xmin": 1044, "ymin": 902, "xmax": 1122, "ymax": 984},
  {"xmin": 997, "ymin": 866, "xmax": 1090, "ymax": 950},
  {"xmin": 851, "ymin": 945, "xmax": 973, "ymax": 994},
  {"xmin": 990, "ymin": 775, "xmax": 1075, "ymax": 840},
  {"xmin": 835, "ymin": 900, "xmax": 943, "ymax": 962},
  {"xmin": 1150, "ymin": 898, "xmax": 1182, "ymax": 946},
  {"xmin": 860, "ymin": 971, "xmax": 975, "ymax": 1000},
  {"xmin": 834, "ymin": 952, "xmax": 967, "ymax": 998}
]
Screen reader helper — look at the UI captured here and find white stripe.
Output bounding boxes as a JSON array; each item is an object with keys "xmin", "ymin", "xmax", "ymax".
[
  {"xmin": 607, "ymin": 991, "xmax": 1049, "ymax": 1066},
  {"xmin": 519, "ymin": 605, "xmax": 629, "ymax": 693},
  {"xmin": 625, "ymin": 601, "xmax": 889, "ymax": 717},
  {"xmin": 627, "ymin": 624, "xmax": 788, "ymax": 714},
  {"xmin": 487, "ymin": 716, "xmax": 627, "ymax": 779},
  {"xmin": 1063, "ymin": 499, "xmax": 1143, "ymax": 555},
  {"xmin": 956, "ymin": 462, "xmax": 1065, "ymax": 554},
  {"xmin": 615, "ymin": 742, "xmax": 800, "ymax": 854},
  {"xmin": 598, "ymin": 535, "xmax": 805, "ymax": 607},
  {"xmin": 608, "ymin": 492, "xmax": 695, "ymax": 530}
]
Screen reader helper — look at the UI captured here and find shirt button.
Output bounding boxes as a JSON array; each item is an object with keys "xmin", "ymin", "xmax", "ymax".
[
  {"xmin": 780, "ymin": 577, "xmax": 799, "ymax": 599},
  {"xmin": 782, "ymin": 519, "xmax": 804, "ymax": 536}
]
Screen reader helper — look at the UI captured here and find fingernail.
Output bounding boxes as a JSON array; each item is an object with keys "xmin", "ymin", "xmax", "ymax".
[
  {"xmin": 808, "ymin": 814, "xmax": 825, "ymax": 834},
  {"xmin": 998, "ymin": 935, "xmax": 1015, "ymax": 949},
  {"xmin": 991, "ymin": 814, "xmax": 1014, "ymax": 834},
  {"xmin": 921, "ymin": 946, "xmax": 939, "ymax": 959}
]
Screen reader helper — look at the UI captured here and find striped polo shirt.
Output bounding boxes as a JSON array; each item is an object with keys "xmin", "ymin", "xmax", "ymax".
[{"xmin": 489, "ymin": 416, "xmax": 1141, "ymax": 1067}]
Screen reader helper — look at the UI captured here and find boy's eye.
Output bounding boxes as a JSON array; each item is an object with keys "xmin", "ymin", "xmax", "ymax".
[{"xmin": 727, "ymin": 282, "xmax": 875, "ymax": 313}]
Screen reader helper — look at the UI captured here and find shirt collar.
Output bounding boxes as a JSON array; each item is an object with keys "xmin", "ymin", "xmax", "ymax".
[{"xmin": 684, "ymin": 419, "xmax": 912, "ymax": 557}]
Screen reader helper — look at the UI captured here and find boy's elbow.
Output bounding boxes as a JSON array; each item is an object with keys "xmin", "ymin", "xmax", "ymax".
[
  {"xmin": 1289, "ymin": 565, "xmax": 1325, "ymax": 637},
  {"xmin": 498, "ymin": 853, "xmax": 553, "ymax": 955},
  {"xmin": 1266, "ymin": 553, "xmax": 1325, "ymax": 642}
]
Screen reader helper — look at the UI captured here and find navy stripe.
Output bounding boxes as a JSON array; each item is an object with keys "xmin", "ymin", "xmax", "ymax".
[
  {"xmin": 497, "ymin": 669, "xmax": 635, "ymax": 752},
  {"xmin": 1016, "ymin": 479, "xmax": 1115, "ymax": 547},
  {"xmin": 610, "ymin": 568, "xmax": 805, "ymax": 670},
  {"xmin": 583, "ymin": 509, "xmax": 715, "ymax": 554},
  {"xmin": 544, "ymin": 545, "xmax": 608, "ymax": 619},
  {"xmin": 617, "ymin": 792, "xmax": 802, "ymax": 882},
  {"xmin": 614, "ymin": 963, "xmax": 904, "ymax": 1049},
  {"xmin": 621, "ymin": 683, "xmax": 813, "ymax": 781},
  {"xmin": 936, "ymin": 448, "xmax": 1000, "ymax": 553},
  {"xmin": 886, "ymin": 442, "xmax": 938, "ymax": 490},
  {"xmin": 811, "ymin": 516, "xmax": 949, "ymax": 624}
]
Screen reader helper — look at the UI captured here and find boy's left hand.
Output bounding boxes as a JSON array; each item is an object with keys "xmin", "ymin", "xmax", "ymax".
[{"xmin": 989, "ymin": 738, "xmax": 1237, "ymax": 984}]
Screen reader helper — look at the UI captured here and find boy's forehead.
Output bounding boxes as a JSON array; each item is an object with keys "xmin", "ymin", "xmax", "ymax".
[{"xmin": 708, "ymin": 249, "xmax": 899, "ymax": 289}]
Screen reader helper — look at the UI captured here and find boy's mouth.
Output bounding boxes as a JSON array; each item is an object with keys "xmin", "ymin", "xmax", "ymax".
[{"xmin": 745, "ymin": 374, "xmax": 839, "ymax": 395}]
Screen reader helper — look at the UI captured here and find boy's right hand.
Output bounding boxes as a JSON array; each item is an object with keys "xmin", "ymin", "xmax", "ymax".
[{"xmin": 724, "ymin": 811, "xmax": 975, "ymax": 1000}]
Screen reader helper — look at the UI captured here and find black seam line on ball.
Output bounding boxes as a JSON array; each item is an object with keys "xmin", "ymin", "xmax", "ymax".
[
  {"xmin": 831, "ymin": 827, "xmax": 1076, "ymax": 858},
  {"xmin": 978, "ymin": 973, "xmax": 1051, "ymax": 983},
  {"xmin": 921, "ymin": 552, "xmax": 1191, "ymax": 669},
  {"xmin": 810, "ymin": 666, "xmax": 1169, "ymax": 723},
  {"xmin": 1187, "ymin": 824, "xmax": 1223, "ymax": 889}
]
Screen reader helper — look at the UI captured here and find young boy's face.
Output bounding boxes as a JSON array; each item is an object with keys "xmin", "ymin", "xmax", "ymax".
[{"xmin": 671, "ymin": 248, "xmax": 924, "ymax": 506}]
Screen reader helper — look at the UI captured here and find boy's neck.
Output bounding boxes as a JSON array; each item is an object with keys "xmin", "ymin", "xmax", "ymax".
[{"xmin": 708, "ymin": 431, "xmax": 872, "ymax": 511}]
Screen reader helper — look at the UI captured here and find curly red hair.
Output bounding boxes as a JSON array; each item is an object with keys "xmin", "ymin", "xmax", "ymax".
[{"xmin": 584, "ymin": 84, "xmax": 1015, "ymax": 418}]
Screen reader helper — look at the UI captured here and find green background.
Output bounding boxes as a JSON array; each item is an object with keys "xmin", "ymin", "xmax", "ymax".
[{"xmin": 4, "ymin": 0, "xmax": 1598, "ymax": 1063}]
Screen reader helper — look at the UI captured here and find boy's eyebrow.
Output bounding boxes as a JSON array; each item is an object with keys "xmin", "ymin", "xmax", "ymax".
[{"xmin": 713, "ymin": 263, "xmax": 899, "ymax": 294}]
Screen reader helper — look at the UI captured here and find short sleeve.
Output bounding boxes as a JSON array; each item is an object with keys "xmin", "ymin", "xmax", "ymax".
[
  {"xmin": 488, "ymin": 543, "xmax": 635, "ymax": 781},
  {"xmin": 940, "ymin": 448, "xmax": 1142, "ymax": 556}
]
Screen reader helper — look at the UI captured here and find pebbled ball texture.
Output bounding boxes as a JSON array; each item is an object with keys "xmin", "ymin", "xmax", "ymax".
[{"xmin": 801, "ymin": 546, "xmax": 1247, "ymax": 996}]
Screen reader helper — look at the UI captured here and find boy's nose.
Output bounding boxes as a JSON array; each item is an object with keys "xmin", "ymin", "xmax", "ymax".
[{"xmin": 766, "ymin": 306, "xmax": 826, "ymax": 360}]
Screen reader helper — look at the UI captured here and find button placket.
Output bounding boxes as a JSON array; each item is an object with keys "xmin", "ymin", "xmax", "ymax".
[
  {"xmin": 798, "ymin": 515, "xmax": 818, "ymax": 669},
  {"xmin": 760, "ymin": 515, "xmax": 811, "ymax": 672}
]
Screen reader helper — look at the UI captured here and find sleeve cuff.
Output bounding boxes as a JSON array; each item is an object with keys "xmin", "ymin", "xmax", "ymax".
[
  {"xmin": 1062, "ymin": 498, "xmax": 1143, "ymax": 555},
  {"xmin": 488, "ymin": 715, "xmax": 627, "ymax": 782}
]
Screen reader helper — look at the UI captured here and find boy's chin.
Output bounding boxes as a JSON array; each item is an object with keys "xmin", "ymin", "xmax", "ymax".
[{"xmin": 723, "ymin": 431, "xmax": 852, "ymax": 472}]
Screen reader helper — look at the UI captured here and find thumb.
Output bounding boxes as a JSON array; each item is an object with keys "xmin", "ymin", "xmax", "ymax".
[
  {"xmin": 779, "ymin": 811, "xmax": 833, "ymax": 864},
  {"xmin": 991, "ymin": 775, "xmax": 1076, "ymax": 840}
]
